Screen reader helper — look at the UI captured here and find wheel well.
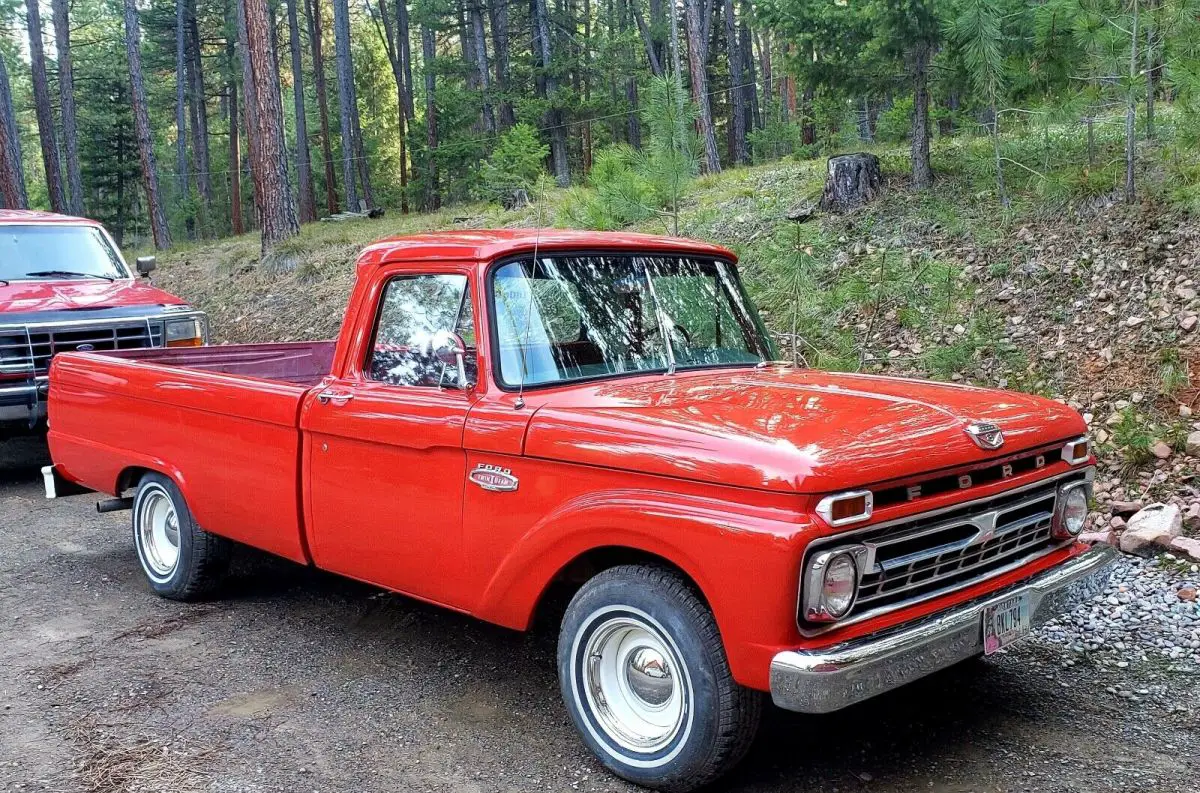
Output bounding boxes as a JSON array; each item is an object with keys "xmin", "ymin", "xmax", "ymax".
[
  {"xmin": 115, "ymin": 466, "xmax": 153, "ymax": 496},
  {"xmin": 530, "ymin": 546, "xmax": 710, "ymax": 633}
]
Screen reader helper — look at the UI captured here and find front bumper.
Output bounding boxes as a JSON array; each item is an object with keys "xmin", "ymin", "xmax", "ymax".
[
  {"xmin": 769, "ymin": 544, "xmax": 1117, "ymax": 714},
  {"xmin": 0, "ymin": 378, "xmax": 48, "ymax": 426}
]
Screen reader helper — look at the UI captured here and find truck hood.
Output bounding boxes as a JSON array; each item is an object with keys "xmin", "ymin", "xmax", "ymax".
[
  {"xmin": 0, "ymin": 280, "xmax": 187, "ymax": 316},
  {"xmin": 523, "ymin": 368, "xmax": 1087, "ymax": 493}
]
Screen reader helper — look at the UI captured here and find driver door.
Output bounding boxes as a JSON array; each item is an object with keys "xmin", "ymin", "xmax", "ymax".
[{"xmin": 302, "ymin": 271, "xmax": 478, "ymax": 608}]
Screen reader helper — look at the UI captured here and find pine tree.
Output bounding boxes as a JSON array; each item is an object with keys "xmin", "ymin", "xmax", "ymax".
[
  {"xmin": 25, "ymin": 0, "xmax": 66, "ymax": 213},
  {"xmin": 122, "ymin": 0, "xmax": 171, "ymax": 248},
  {"xmin": 0, "ymin": 51, "xmax": 27, "ymax": 209}
]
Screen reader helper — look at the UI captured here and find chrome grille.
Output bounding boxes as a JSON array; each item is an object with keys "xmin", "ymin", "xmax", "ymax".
[
  {"xmin": 0, "ymin": 320, "xmax": 164, "ymax": 377},
  {"xmin": 802, "ymin": 478, "xmax": 1078, "ymax": 629}
]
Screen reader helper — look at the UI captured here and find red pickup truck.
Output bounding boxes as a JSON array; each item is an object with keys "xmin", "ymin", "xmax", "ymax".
[
  {"xmin": 1, "ymin": 210, "xmax": 208, "ymax": 437},
  {"xmin": 44, "ymin": 229, "xmax": 1114, "ymax": 792}
]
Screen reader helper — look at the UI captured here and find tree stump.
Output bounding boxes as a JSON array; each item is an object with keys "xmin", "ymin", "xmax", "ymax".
[{"xmin": 818, "ymin": 153, "xmax": 882, "ymax": 212}]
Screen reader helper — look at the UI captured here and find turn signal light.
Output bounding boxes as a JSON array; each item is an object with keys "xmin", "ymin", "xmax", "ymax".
[
  {"xmin": 1061, "ymin": 437, "xmax": 1091, "ymax": 465},
  {"xmin": 816, "ymin": 490, "xmax": 874, "ymax": 527},
  {"xmin": 166, "ymin": 337, "xmax": 204, "ymax": 348}
]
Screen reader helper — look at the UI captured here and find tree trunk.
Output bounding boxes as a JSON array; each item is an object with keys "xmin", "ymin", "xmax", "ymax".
[
  {"xmin": 533, "ymin": 0, "xmax": 570, "ymax": 186},
  {"xmin": 818, "ymin": 153, "xmax": 882, "ymax": 212},
  {"xmin": 25, "ymin": 0, "xmax": 65, "ymax": 213},
  {"xmin": 421, "ymin": 22, "xmax": 439, "ymax": 210},
  {"xmin": 224, "ymin": 0, "xmax": 244, "ymax": 233},
  {"xmin": 469, "ymin": 2, "xmax": 496, "ymax": 133},
  {"xmin": 738, "ymin": 0, "xmax": 757, "ymax": 133},
  {"xmin": 50, "ymin": 0, "xmax": 83, "ymax": 215},
  {"xmin": 229, "ymin": 78, "xmax": 244, "ymax": 234},
  {"xmin": 176, "ymin": 0, "xmax": 194, "ymax": 238},
  {"xmin": 374, "ymin": 0, "xmax": 409, "ymax": 213},
  {"xmin": 187, "ymin": 0, "xmax": 213, "ymax": 208},
  {"xmin": 683, "ymin": 0, "xmax": 720, "ymax": 173},
  {"xmin": 1125, "ymin": 0, "xmax": 1138, "ymax": 203},
  {"xmin": 488, "ymin": 0, "xmax": 514, "ymax": 127},
  {"xmin": 305, "ymin": 0, "xmax": 340, "ymax": 215},
  {"xmin": 632, "ymin": 4, "xmax": 664, "ymax": 76},
  {"xmin": 1144, "ymin": 0, "xmax": 1155, "ymax": 140},
  {"xmin": 242, "ymin": 0, "xmax": 301, "ymax": 251},
  {"xmin": 333, "ymin": 0, "xmax": 372, "ymax": 210},
  {"xmin": 122, "ymin": 0, "xmax": 171, "ymax": 249},
  {"xmin": 237, "ymin": 0, "xmax": 262, "ymax": 227},
  {"xmin": 286, "ymin": 0, "xmax": 317, "ymax": 222},
  {"xmin": 723, "ymin": 0, "xmax": 746, "ymax": 165},
  {"xmin": 909, "ymin": 40, "xmax": 933, "ymax": 190},
  {"xmin": 0, "ymin": 53, "xmax": 27, "ymax": 209}
]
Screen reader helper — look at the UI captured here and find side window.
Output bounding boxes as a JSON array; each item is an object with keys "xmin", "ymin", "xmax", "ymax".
[{"xmin": 367, "ymin": 274, "xmax": 477, "ymax": 388}]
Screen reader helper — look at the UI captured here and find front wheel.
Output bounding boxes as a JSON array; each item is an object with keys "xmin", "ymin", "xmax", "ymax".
[
  {"xmin": 131, "ymin": 472, "xmax": 231, "ymax": 600},
  {"xmin": 558, "ymin": 565, "xmax": 761, "ymax": 792}
]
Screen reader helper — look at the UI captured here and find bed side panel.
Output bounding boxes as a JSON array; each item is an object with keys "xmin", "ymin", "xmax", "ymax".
[{"xmin": 47, "ymin": 353, "xmax": 309, "ymax": 563}]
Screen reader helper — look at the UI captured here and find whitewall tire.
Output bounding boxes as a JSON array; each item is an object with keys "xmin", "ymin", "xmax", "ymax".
[{"xmin": 131, "ymin": 472, "xmax": 231, "ymax": 600}]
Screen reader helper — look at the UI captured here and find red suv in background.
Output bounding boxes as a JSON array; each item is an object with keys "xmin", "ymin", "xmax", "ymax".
[{"xmin": 0, "ymin": 210, "xmax": 208, "ymax": 437}]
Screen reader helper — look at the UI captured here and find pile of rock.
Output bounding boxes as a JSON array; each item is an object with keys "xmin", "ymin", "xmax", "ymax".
[{"xmin": 1081, "ymin": 499, "xmax": 1200, "ymax": 562}]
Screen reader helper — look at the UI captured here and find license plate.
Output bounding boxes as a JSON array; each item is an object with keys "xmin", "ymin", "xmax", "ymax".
[{"xmin": 982, "ymin": 593, "xmax": 1031, "ymax": 655}]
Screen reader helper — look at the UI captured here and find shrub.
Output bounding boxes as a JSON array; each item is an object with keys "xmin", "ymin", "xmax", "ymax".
[
  {"xmin": 875, "ymin": 97, "xmax": 914, "ymax": 143},
  {"xmin": 474, "ymin": 124, "xmax": 550, "ymax": 206}
]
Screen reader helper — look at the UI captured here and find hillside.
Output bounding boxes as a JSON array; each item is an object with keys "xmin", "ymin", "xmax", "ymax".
[{"xmin": 150, "ymin": 156, "xmax": 1200, "ymax": 535}]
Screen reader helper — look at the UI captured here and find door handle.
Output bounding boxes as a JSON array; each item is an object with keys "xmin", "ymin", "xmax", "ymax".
[{"xmin": 317, "ymin": 390, "xmax": 354, "ymax": 406}]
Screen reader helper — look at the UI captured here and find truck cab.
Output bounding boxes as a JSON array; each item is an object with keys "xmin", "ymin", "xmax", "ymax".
[{"xmin": 0, "ymin": 210, "xmax": 208, "ymax": 436}]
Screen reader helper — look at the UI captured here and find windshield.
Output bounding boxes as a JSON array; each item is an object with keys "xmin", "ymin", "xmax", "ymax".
[
  {"xmin": 0, "ymin": 225, "xmax": 129, "ymax": 281},
  {"xmin": 491, "ymin": 254, "xmax": 775, "ymax": 387}
]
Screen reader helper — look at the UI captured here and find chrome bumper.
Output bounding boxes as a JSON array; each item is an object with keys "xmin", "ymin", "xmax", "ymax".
[{"xmin": 769, "ymin": 544, "xmax": 1117, "ymax": 714}]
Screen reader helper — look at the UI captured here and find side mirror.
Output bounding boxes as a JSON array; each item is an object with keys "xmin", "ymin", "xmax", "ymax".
[
  {"xmin": 431, "ymin": 331, "xmax": 472, "ymax": 389},
  {"xmin": 135, "ymin": 256, "xmax": 157, "ymax": 277}
]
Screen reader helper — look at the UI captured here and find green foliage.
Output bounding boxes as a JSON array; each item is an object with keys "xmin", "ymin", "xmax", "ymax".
[
  {"xmin": 875, "ymin": 97, "xmax": 914, "ymax": 144},
  {"xmin": 555, "ymin": 76, "xmax": 698, "ymax": 232},
  {"xmin": 1110, "ymin": 406, "xmax": 1155, "ymax": 467},
  {"xmin": 473, "ymin": 124, "xmax": 549, "ymax": 203}
]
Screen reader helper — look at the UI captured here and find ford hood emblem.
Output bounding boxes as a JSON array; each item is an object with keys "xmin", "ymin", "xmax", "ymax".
[
  {"xmin": 965, "ymin": 421, "xmax": 1005, "ymax": 450},
  {"xmin": 75, "ymin": 343, "xmax": 95, "ymax": 352}
]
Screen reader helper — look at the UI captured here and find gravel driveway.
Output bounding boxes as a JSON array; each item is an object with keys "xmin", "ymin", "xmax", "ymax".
[{"xmin": 2, "ymin": 437, "xmax": 1198, "ymax": 793}]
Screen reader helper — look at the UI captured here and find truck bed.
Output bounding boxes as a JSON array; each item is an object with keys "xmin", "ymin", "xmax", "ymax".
[{"xmin": 45, "ymin": 342, "xmax": 335, "ymax": 564}]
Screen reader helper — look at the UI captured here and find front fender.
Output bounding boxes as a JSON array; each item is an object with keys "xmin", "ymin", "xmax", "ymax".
[{"xmin": 471, "ymin": 485, "xmax": 811, "ymax": 689}]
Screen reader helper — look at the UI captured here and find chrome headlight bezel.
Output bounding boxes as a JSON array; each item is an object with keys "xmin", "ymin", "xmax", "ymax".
[
  {"xmin": 1053, "ymin": 480, "xmax": 1091, "ymax": 539},
  {"xmin": 802, "ymin": 546, "xmax": 866, "ymax": 623}
]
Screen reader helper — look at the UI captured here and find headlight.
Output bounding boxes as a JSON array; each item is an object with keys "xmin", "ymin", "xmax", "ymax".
[
  {"xmin": 165, "ymin": 317, "xmax": 205, "ymax": 348},
  {"xmin": 1053, "ymin": 482, "xmax": 1090, "ymax": 539},
  {"xmin": 802, "ymin": 548, "xmax": 863, "ymax": 622}
]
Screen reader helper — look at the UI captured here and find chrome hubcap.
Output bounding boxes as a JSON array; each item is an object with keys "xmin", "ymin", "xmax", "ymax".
[
  {"xmin": 138, "ymin": 489, "xmax": 180, "ymax": 578},
  {"xmin": 582, "ymin": 617, "xmax": 688, "ymax": 754}
]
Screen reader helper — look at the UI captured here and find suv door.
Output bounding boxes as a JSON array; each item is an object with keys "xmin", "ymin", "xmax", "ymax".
[{"xmin": 301, "ymin": 270, "xmax": 478, "ymax": 607}]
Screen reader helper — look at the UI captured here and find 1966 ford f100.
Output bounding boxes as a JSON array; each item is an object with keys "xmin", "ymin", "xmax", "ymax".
[{"xmin": 44, "ymin": 230, "xmax": 1115, "ymax": 791}]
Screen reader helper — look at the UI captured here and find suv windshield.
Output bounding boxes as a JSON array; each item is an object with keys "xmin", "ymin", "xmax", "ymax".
[
  {"xmin": 0, "ymin": 225, "xmax": 129, "ymax": 281},
  {"xmin": 491, "ymin": 254, "xmax": 775, "ymax": 387}
]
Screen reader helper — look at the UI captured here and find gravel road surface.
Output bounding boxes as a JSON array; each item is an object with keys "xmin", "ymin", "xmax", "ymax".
[{"xmin": 2, "ymin": 437, "xmax": 1198, "ymax": 793}]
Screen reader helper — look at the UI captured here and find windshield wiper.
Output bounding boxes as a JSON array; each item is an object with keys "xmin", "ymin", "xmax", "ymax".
[{"xmin": 24, "ymin": 270, "xmax": 115, "ymax": 282}]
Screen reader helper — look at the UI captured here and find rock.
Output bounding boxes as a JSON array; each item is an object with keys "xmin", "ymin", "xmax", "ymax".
[
  {"xmin": 1080, "ymin": 530, "xmax": 1116, "ymax": 547},
  {"xmin": 786, "ymin": 202, "xmax": 816, "ymax": 223},
  {"xmin": 1119, "ymin": 503, "xmax": 1183, "ymax": 555},
  {"xmin": 1186, "ymin": 430, "xmax": 1200, "ymax": 457},
  {"xmin": 1110, "ymin": 500, "xmax": 1143, "ymax": 517},
  {"xmin": 1181, "ymin": 315, "xmax": 1198, "ymax": 332},
  {"xmin": 1170, "ymin": 536, "xmax": 1200, "ymax": 562},
  {"xmin": 1109, "ymin": 516, "xmax": 1127, "ymax": 530},
  {"xmin": 1179, "ymin": 587, "xmax": 1198, "ymax": 602},
  {"xmin": 1151, "ymin": 441, "xmax": 1173, "ymax": 459},
  {"xmin": 1125, "ymin": 316, "xmax": 1145, "ymax": 327},
  {"xmin": 818, "ymin": 153, "xmax": 882, "ymax": 212}
]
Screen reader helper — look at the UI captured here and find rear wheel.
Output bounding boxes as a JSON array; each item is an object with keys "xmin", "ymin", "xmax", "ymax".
[
  {"xmin": 558, "ymin": 565, "xmax": 761, "ymax": 792},
  {"xmin": 131, "ymin": 472, "xmax": 230, "ymax": 600}
]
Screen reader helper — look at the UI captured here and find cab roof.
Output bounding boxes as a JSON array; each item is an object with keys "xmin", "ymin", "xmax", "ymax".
[
  {"xmin": 356, "ymin": 229, "xmax": 737, "ymax": 268},
  {"xmin": 0, "ymin": 209, "xmax": 102, "ymax": 226}
]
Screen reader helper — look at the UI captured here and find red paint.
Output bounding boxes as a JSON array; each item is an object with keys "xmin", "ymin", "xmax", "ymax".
[
  {"xmin": 0, "ymin": 210, "xmax": 188, "ymax": 314},
  {"xmin": 47, "ymin": 230, "xmax": 1094, "ymax": 693}
]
